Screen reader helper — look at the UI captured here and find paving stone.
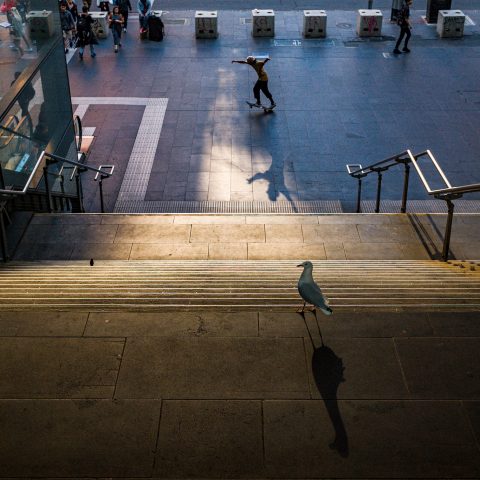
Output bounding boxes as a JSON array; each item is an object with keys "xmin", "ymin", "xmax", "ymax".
[
  {"xmin": 129, "ymin": 243, "xmax": 208, "ymax": 259},
  {"xmin": 316, "ymin": 214, "xmax": 395, "ymax": 224},
  {"xmin": 428, "ymin": 311, "xmax": 480, "ymax": 337},
  {"xmin": 190, "ymin": 224, "xmax": 265, "ymax": 243},
  {"xmin": 343, "ymin": 242, "xmax": 408, "ymax": 260},
  {"xmin": 259, "ymin": 311, "xmax": 433, "ymax": 339},
  {"xmin": 209, "ymin": 242, "xmax": 248, "ymax": 260},
  {"xmin": 302, "ymin": 336, "xmax": 409, "ymax": 400},
  {"xmin": 265, "ymin": 224, "xmax": 304, "ymax": 243},
  {"xmin": 302, "ymin": 224, "xmax": 360, "ymax": 243},
  {"xmin": 246, "ymin": 215, "xmax": 319, "ymax": 224},
  {"xmin": 0, "ymin": 312, "xmax": 88, "ymax": 337},
  {"xmin": 248, "ymin": 243, "xmax": 326, "ymax": 260},
  {"xmin": 114, "ymin": 224, "xmax": 191, "ymax": 243},
  {"xmin": 0, "ymin": 338, "xmax": 124, "ymax": 398},
  {"xmin": 357, "ymin": 224, "xmax": 419, "ymax": 243},
  {"xmin": 31, "ymin": 214, "xmax": 102, "ymax": 225},
  {"xmin": 0, "ymin": 399, "xmax": 160, "ymax": 477},
  {"xmin": 22, "ymin": 225, "xmax": 118, "ymax": 244},
  {"xmin": 100, "ymin": 215, "xmax": 174, "ymax": 224},
  {"xmin": 173, "ymin": 215, "xmax": 246, "ymax": 224},
  {"xmin": 264, "ymin": 400, "xmax": 480, "ymax": 478},
  {"xmin": 155, "ymin": 400, "xmax": 263, "ymax": 478},
  {"xmin": 395, "ymin": 338, "xmax": 480, "ymax": 399},
  {"xmin": 115, "ymin": 337, "xmax": 309, "ymax": 399},
  {"xmin": 85, "ymin": 312, "xmax": 258, "ymax": 337},
  {"xmin": 14, "ymin": 243, "xmax": 75, "ymax": 261},
  {"xmin": 70, "ymin": 243, "xmax": 132, "ymax": 260}
]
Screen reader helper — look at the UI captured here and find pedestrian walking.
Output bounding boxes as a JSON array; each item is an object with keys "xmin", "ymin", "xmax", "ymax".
[
  {"xmin": 393, "ymin": 0, "xmax": 412, "ymax": 54},
  {"xmin": 66, "ymin": 0, "xmax": 79, "ymax": 24},
  {"xmin": 137, "ymin": 0, "xmax": 152, "ymax": 34},
  {"xmin": 59, "ymin": 2, "xmax": 76, "ymax": 53},
  {"xmin": 114, "ymin": 0, "xmax": 132, "ymax": 32},
  {"xmin": 232, "ymin": 56, "xmax": 276, "ymax": 109},
  {"xmin": 77, "ymin": 5, "xmax": 98, "ymax": 59},
  {"xmin": 108, "ymin": 5, "xmax": 124, "ymax": 52}
]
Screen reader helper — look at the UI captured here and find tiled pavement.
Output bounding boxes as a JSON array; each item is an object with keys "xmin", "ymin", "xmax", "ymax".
[
  {"xmin": 13, "ymin": 212, "xmax": 480, "ymax": 260},
  {"xmin": 67, "ymin": 7, "xmax": 480, "ymax": 211},
  {"xmin": 1, "ymin": 308, "xmax": 480, "ymax": 477}
]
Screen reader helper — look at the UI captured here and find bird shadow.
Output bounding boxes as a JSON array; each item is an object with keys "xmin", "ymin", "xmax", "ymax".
[{"xmin": 298, "ymin": 310, "xmax": 349, "ymax": 458}]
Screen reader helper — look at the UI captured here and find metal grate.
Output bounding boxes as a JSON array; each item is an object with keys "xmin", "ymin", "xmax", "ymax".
[
  {"xmin": 114, "ymin": 200, "xmax": 343, "ymax": 214},
  {"xmin": 360, "ymin": 200, "xmax": 480, "ymax": 214}
]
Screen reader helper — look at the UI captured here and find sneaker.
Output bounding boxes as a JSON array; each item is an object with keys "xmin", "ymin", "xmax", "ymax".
[
  {"xmin": 91, "ymin": 52, "xmax": 96, "ymax": 58},
  {"xmin": 270, "ymin": 102, "xmax": 276, "ymax": 108},
  {"xmin": 402, "ymin": 47, "xmax": 411, "ymax": 53},
  {"xmin": 79, "ymin": 53, "xmax": 83, "ymax": 60},
  {"xmin": 123, "ymin": 27, "xmax": 127, "ymax": 32},
  {"xmin": 393, "ymin": 48, "xmax": 401, "ymax": 54},
  {"xmin": 255, "ymin": 101, "xmax": 261, "ymax": 106},
  {"xmin": 114, "ymin": 45, "xmax": 118, "ymax": 52},
  {"xmin": 65, "ymin": 47, "xmax": 69, "ymax": 53}
]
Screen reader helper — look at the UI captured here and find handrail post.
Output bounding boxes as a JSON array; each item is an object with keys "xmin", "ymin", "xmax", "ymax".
[
  {"xmin": 99, "ymin": 177, "xmax": 105, "ymax": 213},
  {"xmin": 0, "ymin": 164, "xmax": 5, "ymax": 190},
  {"xmin": 375, "ymin": 171, "xmax": 382, "ymax": 213},
  {"xmin": 356, "ymin": 177, "xmax": 362, "ymax": 213},
  {"xmin": 401, "ymin": 163, "xmax": 410, "ymax": 213},
  {"xmin": 43, "ymin": 166, "xmax": 52, "ymax": 213},
  {"xmin": 442, "ymin": 198, "xmax": 455, "ymax": 261},
  {"xmin": 75, "ymin": 172, "xmax": 85, "ymax": 213}
]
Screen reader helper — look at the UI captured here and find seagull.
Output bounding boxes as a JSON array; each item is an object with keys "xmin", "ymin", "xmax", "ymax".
[{"xmin": 297, "ymin": 261, "xmax": 333, "ymax": 315}]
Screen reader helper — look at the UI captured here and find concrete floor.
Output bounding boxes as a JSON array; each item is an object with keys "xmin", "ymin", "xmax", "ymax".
[{"xmin": 0, "ymin": 308, "xmax": 479, "ymax": 477}]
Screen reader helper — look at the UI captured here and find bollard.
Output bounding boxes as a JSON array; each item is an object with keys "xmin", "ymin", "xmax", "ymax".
[
  {"xmin": 195, "ymin": 11, "xmax": 218, "ymax": 38},
  {"xmin": 252, "ymin": 9, "xmax": 275, "ymax": 37},
  {"xmin": 303, "ymin": 10, "xmax": 327, "ymax": 38},
  {"xmin": 356, "ymin": 9, "xmax": 383, "ymax": 37},
  {"xmin": 437, "ymin": 10, "xmax": 465, "ymax": 38}
]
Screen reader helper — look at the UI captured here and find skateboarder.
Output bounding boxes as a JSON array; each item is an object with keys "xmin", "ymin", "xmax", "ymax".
[
  {"xmin": 232, "ymin": 56, "xmax": 276, "ymax": 109},
  {"xmin": 393, "ymin": 0, "xmax": 412, "ymax": 54}
]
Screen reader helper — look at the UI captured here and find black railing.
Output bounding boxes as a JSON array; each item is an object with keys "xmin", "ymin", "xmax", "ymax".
[{"xmin": 347, "ymin": 149, "xmax": 480, "ymax": 261}]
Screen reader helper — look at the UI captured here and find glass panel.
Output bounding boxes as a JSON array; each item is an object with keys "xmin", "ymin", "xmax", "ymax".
[{"xmin": 0, "ymin": 0, "xmax": 62, "ymax": 101}]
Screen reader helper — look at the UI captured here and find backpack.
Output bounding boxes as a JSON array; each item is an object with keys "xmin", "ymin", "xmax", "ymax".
[{"xmin": 77, "ymin": 15, "xmax": 90, "ymax": 32}]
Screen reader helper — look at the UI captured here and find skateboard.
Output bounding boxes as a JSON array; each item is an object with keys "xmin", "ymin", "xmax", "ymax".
[{"xmin": 246, "ymin": 101, "xmax": 275, "ymax": 113}]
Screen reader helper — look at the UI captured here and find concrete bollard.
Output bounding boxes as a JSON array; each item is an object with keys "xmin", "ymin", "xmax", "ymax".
[
  {"xmin": 26, "ymin": 10, "xmax": 54, "ymax": 39},
  {"xmin": 437, "ymin": 10, "xmax": 465, "ymax": 38},
  {"xmin": 356, "ymin": 9, "xmax": 382, "ymax": 37},
  {"xmin": 303, "ymin": 10, "xmax": 327, "ymax": 38},
  {"xmin": 195, "ymin": 11, "xmax": 218, "ymax": 38},
  {"xmin": 90, "ymin": 12, "xmax": 109, "ymax": 39},
  {"xmin": 252, "ymin": 9, "xmax": 275, "ymax": 37}
]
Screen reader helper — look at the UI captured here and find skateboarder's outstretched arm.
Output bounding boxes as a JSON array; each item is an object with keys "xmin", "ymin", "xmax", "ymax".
[{"xmin": 232, "ymin": 60, "xmax": 248, "ymax": 64}]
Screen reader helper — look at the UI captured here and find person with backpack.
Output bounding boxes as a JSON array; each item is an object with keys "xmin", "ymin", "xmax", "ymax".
[
  {"xmin": 59, "ymin": 2, "xmax": 76, "ymax": 53},
  {"xmin": 114, "ymin": 0, "xmax": 131, "ymax": 32},
  {"xmin": 77, "ymin": 5, "xmax": 98, "ymax": 59},
  {"xmin": 393, "ymin": 0, "xmax": 412, "ymax": 54},
  {"xmin": 108, "ymin": 5, "xmax": 124, "ymax": 52},
  {"xmin": 137, "ymin": 0, "xmax": 152, "ymax": 34}
]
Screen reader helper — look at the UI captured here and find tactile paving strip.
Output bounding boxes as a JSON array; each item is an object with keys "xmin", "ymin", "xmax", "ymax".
[{"xmin": 360, "ymin": 200, "xmax": 480, "ymax": 213}]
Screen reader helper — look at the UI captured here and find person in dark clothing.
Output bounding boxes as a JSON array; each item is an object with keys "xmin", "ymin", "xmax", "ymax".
[
  {"xmin": 393, "ymin": 0, "xmax": 412, "ymax": 54},
  {"xmin": 114, "ymin": 0, "xmax": 131, "ymax": 32},
  {"xmin": 59, "ymin": 2, "xmax": 76, "ymax": 53},
  {"xmin": 11, "ymin": 71, "xmax": 35, "ymax": 117},
  {"xmin": 77, "ymin": 5, "xmax": 98, "ymax": 59},
  {"xmin": 232, "ymin": 56, "xmax": 276, "ymax": 108}
]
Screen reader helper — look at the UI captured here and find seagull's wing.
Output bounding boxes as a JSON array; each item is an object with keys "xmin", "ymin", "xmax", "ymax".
[{"xmin": 298, "ymin": 279, "xmax": 329, "ymax": 307}]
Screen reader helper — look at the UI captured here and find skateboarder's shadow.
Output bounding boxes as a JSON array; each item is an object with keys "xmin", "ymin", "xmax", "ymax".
[
  {"xmin": 298, "ymin": 311, "xmax": 349, "ymax": 458},
  {"xmin": 247, "ymin": 151, "xmax": 296, "ymax": 208}
]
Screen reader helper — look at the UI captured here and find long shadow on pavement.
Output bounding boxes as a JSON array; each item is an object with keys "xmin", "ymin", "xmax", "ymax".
[{"xmin": 299, "ymin": 310, "xmax": 349, "ymax": 457}]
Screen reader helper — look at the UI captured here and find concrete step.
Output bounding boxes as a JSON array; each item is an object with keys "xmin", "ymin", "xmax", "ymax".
[{"xmin": 0, "ymin": 260, "xmax": 479, "ymax": 310}]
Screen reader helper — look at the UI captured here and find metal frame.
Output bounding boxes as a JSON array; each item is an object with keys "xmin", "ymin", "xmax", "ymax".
[{"xmin": 346, "ymin": 149, "xmax": 480, "ymax": 261}]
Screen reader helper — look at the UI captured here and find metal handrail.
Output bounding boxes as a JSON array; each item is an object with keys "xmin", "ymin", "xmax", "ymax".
[
  {"xmin": 44, "ymin": 151, "xmax": 114, "ymax": 178},
  {"xmin": 346, "ymin": 148, "xmax": 480, "ymax": 261}
]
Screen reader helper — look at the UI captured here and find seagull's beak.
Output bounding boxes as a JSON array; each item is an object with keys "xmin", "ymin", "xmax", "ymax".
[{"xmin": 296, "ymin": 263, "xmax": 303, "ymax": 267}]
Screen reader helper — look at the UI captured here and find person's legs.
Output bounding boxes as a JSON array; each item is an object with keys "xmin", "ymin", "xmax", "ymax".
[
  {"xmin": 394, "ymin": 27, "xmax": 406, "ymax": 53},
  {"xmin": 79, "ymin": 46, "xmax": 84, "ymax": 59},
  {"xmin": 403, "ymin": 28, "xmax": 411, "ymax": 51},
  {"xmin": 89, "ymin": 43, "xmax": 96, "ymax": 57},
  {"xmin": 259, "ymin": 81, "xmax": 275, "ymax": 106},
  {"xmin": 122, "ymin": 9, "xmax": 129, "ymax": 30},
  {"xmin": 113, "ymin": 28, "xmax": 120, "ymax": 50},
  {"xmin": 253, "ymin": 81, "xmax": 261, "ymax": 105}
]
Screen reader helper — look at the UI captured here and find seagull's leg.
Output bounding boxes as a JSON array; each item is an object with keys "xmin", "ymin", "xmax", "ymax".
[{"xmin": 297, "ymin": 301, "xmax": 306, "ymax": 314}]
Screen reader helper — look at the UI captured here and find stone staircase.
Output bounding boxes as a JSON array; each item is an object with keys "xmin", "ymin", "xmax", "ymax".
[{"xmin": 1, "ymin": 260, "xmax": 479, "ymax": 310}]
